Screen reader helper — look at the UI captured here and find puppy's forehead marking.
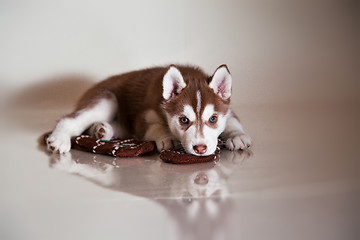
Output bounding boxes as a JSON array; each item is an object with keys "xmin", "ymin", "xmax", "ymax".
[
  {"xmin": 196, "ymin": 90, "xmax": 202, "ymax": 135},
  {"xmin": 196, "ymin": 90, "xmax": 201, "ymax": 116},
  {"xmin": 202, "ymin": 104, "xmax": 215, "ymax": 121},
  {"xmin": 183, "ymin": 105, "xmax": 196, "ymax": 121}
]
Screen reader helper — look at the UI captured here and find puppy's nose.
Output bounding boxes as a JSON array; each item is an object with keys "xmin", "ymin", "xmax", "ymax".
[
  {"xmin": 193, "ymin": 144, "xmax": 207, "ymax": 154},
  {"xmin": 194, "ymin": 172, "xmax": 209, "ymax": 185}
]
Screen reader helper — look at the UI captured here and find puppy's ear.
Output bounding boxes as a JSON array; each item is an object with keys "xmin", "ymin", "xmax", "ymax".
[
  {"xmin": 209, "ymin": 64, "xmax": 232, "ymax": 100},
  {"xmin": 163, "ymin": 66, "xmax": 186, "ymax": 100}
]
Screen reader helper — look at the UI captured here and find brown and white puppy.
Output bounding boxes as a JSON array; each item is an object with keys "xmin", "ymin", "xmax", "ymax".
[{"xmin": 47, "ymin": 64, "xmax": 252, "ymax": 156}]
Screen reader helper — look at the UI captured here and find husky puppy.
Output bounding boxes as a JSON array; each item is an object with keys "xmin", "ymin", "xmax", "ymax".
[{"xmin": 47, "ymin": 65, "xmax": 252, "ymax": 156}]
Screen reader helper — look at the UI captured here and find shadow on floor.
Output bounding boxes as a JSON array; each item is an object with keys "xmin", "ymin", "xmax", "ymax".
[{"xmin": 5, "ymin": 74, "xmax": 94, "ymax": 132}]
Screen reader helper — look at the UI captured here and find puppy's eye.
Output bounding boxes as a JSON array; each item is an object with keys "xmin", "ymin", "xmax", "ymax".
[
  {"xmin": 180, "ymin": 117, "xmax": 190, "ymax": 124},
  {"xmin": 209, "ymin": 115, "xmax": 217, "ymax": 123}
]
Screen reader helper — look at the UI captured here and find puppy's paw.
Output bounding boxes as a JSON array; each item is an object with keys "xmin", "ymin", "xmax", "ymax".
[
  {"xmin": 47, "ymin": 133, "xmax": 71, "ymax": 154},
  {"xmin": 155, "ymin": 136, "xmax": 174, "ymax": 152},
  {"xmin": 89, "ymin": 122, "xmax": 114, "ymax": 140},
  {"xmin": 226, "ymin": 133, "xmax": 252, "ymax": 151}
]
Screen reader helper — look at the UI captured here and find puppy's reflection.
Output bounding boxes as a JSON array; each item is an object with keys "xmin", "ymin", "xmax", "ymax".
[{"xmin": 47, "ymin": 149, "xmax": 252, "ymax": 239}]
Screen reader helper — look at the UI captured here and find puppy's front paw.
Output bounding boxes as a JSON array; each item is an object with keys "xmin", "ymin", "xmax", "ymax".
[
  {"xmin": 47, "ymin": 133, "xmax": 71, "ymax": 154},
  {"xmin": 155, "ymin": 136, "xmax": 173, "ymax": 152},
  {"xmin": 89, "ymin": 122, "xmax": 114, "ymax": 140},
  {"xmin": 226, "ymin": 133, "xmax": 252, "ymax": 151}
]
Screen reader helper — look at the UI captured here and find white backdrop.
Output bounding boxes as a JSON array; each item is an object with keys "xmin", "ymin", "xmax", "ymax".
[{"xmin": 0, "ymin": 0, "xmax": 356, "ymax": 105}]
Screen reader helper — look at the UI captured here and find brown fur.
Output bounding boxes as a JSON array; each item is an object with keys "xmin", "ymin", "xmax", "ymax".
[{"xmin": 68, "ymin": 65, "xmax": 229, "ymax": 140}]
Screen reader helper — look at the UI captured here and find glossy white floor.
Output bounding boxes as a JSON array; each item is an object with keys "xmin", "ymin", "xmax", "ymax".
[{"xmin": 1, "ymin": 86, "xmax": 358, "ymax": 240}]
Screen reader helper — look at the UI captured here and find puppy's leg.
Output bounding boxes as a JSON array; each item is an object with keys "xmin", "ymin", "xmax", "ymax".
[
  {"xmin": 222, "ymin": 111, "xmax": 252, "ymax": 151},
  {"xmin": 47, "ymin": 94, "xmax": 118, "ymax": 153},
  {"xmin": 143, "ymin": 110, "xmax": 174, "ymax": 151},
  {"xmin": 88, "ymin": 120, "xmax": 127, "ymax": 140},
  {"xmin": 88, "ymin": 122, "xmax": 114, "ymax": 140}
]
